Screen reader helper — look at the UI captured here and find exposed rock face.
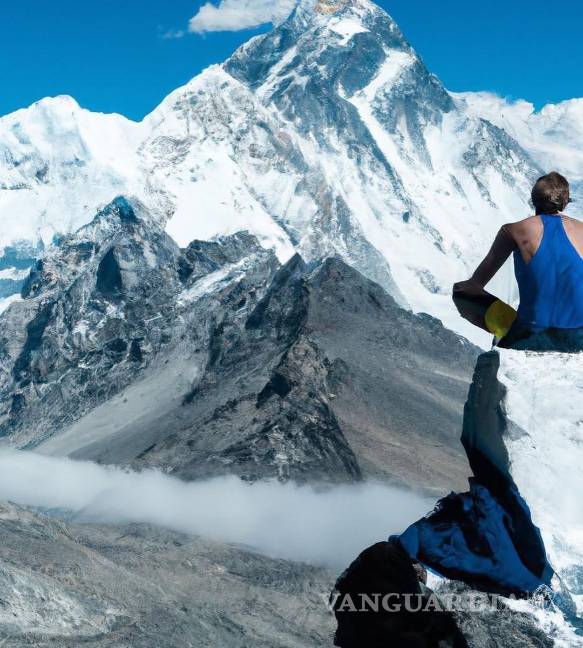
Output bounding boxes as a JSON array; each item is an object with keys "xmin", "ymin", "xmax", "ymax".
[
  {"xmin": 0, "ymin": 199, "xmax": 477, "ymax": 489},
  {"xmin": 0, "ymin": 198, "xmax": 279, "ymax": 451},
  {"xmin": 85, "ymin": 254, "xmax": 475, "ymax": 489},
  {"xmin": 0, "ymin": 502, "xmax": 335, "ymax": 647}
]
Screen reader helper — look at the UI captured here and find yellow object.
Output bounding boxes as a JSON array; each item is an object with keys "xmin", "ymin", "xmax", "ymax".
[{"xmin": 485, "ymin": 300, "xmax": 518, "ymax": 340}]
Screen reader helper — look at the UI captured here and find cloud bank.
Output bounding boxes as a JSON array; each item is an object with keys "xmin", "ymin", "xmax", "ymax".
[
  {"xmin": 189, "ymin": 0, "xmax": 298, "ymax": 34},
  {"xmin": 0, "ymin": 450, "xmax": 431, "ymax": 569}
]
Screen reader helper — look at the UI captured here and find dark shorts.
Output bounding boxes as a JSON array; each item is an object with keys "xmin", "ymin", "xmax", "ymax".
[{"xmin": 498, "ymin": 323, "xmax": 583, "ymax": 352}]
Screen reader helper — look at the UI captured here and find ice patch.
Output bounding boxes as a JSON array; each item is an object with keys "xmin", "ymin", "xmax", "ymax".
[
  {"xmin": 0, "ymin": 293, "xmax": 22, "ymax": 314},
  {"xmin": 177, "ymin": 256, "xmax": 253, "ymax": 305},
  {"xmin": 328, "ymin": 17, "xmax": 369, "ymax": 45}
]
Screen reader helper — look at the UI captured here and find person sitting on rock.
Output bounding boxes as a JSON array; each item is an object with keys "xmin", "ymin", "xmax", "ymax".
[
  {"xmin": 332, "ymin": 175, "xmax": 583, "ymax": 648},
  {"xmin": 454, "ymin": 171, "xmax": 583, "ymax": 349}
]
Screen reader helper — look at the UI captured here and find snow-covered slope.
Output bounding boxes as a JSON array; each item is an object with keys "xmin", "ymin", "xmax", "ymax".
[
  {"xmin": 454, "ymin": 92, "xmax": 583, "ymax": 182},
  {"xmin": 463, "ymin": 347, "xmax": 583, "ymax": 639},
  {"xmin": 2, "ymin": 0, "xmax": 577, "ymax": 344},
  {"xmin": 140, "ymin": 67, "xmax": 298, "ymax": 262},
  {"xmin": 496, "ymin": 350, "xmax": 583, "ymax": 618},
  {"xmin": 454, "ymin": 91, "xmax": 583, "ymax": 221},
  {"xmin": 0, "ymin": 96, "xmax": 146, "ymax": 245}
]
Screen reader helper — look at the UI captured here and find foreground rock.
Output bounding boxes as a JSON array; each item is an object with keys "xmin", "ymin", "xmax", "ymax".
[
  {"xmin": 0, "ymin": 502, "xmax": 569, "ymax": 648},
  {"xmin": 0, "ymin": 198, "xmax": 476, "ymax": 492},
  {"xmin": 334, "ymin": 346, "xmax": 583, "ymax": 645},
  {"xmin": 332, "ymin": 540, "xmax": 559, "ymax": 647},
  {"xmin": 0, "ymin": 503, "xmax": 335, "ymax": 647}
]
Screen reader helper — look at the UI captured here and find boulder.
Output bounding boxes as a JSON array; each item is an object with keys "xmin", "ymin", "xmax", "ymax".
[{"xmin": 332, "ymin": 540, "xmax": 556, "ymax": 648}]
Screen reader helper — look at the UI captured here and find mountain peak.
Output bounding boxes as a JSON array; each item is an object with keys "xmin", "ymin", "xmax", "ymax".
[
  {"xmin": 34, "ymin": 95, "xmax": 80, "ymax": 111},
  {"xmin": 315, "ymin": 0, "xmax": 349, "ymax": 13},
  {"xmin": 1, "ymin": 95, "xmax": 81, "ymax": 123},
  {"xmin": 301, "ymin": 0, "xmax": 375, "ymax": 15},
  {"xmin": 313, "ymin": 0, "xmax": 365, "ymax": 14},
  {"xmin": 291, "ymin": 0, "xmax": 391, "ymax": 30},
  {"xmin": 225, "ymin": 0, "xmax": 409, "ymax": 96}
]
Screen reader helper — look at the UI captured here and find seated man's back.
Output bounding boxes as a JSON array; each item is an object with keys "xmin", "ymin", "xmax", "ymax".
[{"xmin": 507, "ymin": 214, "xmax": 583, "ymax": 263}]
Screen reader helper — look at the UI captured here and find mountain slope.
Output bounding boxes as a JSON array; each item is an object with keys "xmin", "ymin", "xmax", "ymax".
[
  {"xmin": 0, "ymin": 197, "xmax": 475, "ymax": 492},
  {"xmin": 0, "ymin": 0, "xmax": 556, "ymax": 345},
  {"xmin": 453, "ymin": 91, "xmax": 583, "ymax": 182},
  {"xmin": 63, "ymin": 254, "xmax": 476, "ymax": 492},
  {"xmin": 0, "ymin": 502, "xmax": 335, "ymax": 647}
]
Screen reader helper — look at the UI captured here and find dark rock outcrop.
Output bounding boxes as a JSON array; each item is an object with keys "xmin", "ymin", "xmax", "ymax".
[
  {"xmin": 332, "ymin": 540, "xmax": 467, "ymax": 647},
  {"xmin": 332, "ymin": 540, "xmax": 554, "ymax": 648},
  {"xmin": 65, "ymin": 251, "xmax": 477, "ymax": 490},
  {"xmin": 0, "ymin": 197, "xmax": 477, "ymax": 489}
]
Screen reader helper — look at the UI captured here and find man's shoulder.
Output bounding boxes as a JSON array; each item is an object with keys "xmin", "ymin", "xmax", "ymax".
[
  {"xmin": 508, "ymin": 215, "xmax": 538, "ymax": 227},
  {"xmin": 504, "ymin": 215, "xmax": 540, "ymax": 235},
  {"xmin": 563, "ymin": 214, "xmax": 583, "ymax": 227},
  {"xmin": 562, "ymin": 215, "xmax": 583, "ymax": 239}
]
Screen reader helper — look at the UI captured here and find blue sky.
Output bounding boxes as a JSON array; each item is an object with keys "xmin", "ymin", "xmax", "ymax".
[{"xmin": 2, "ymin": 0, "xmax": 582, "ymax": 121}]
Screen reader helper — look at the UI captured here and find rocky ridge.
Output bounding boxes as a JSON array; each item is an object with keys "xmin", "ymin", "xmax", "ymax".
[{"xmin": 0, "ymin": 197, "xmax": 476, "ymax": 492}]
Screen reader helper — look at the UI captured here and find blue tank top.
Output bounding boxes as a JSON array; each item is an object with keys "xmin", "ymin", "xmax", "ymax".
[{"xmin": 514, "ymin": 214, "xmax": 583, "ymax": 331}]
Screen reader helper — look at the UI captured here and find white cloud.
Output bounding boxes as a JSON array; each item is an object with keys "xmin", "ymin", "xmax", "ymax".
[
  {"xmin": 189, "ymin": 0, "xmax": 298, "ymax": 34},
  {"xmin": 0, "ymin": 450, "xmax": 431, "ymax": 569}
]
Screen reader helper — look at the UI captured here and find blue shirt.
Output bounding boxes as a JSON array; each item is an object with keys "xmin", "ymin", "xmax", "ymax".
[{"xmin": 514, "ymin": 214, "xmax": 583, "ymax": 331}]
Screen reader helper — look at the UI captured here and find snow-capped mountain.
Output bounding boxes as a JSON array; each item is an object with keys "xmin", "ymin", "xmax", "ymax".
[
  {"xmin": 453, "ymin": 90, "xmax": 583, "ymax": 212},
  {"xmin": 0, "ymin": 96, "xmax": 147, "ymax": 310},
  {"xmin": 2, "ymin": 0, "xmax": 581, "ymax": 343},
  {"xmin": 0, "ymin": 96, "xmax": 145, "ymax": 244},
  {"xmin": 453, "ymin": 91, "xmax": 583, "ymax": 180}
]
